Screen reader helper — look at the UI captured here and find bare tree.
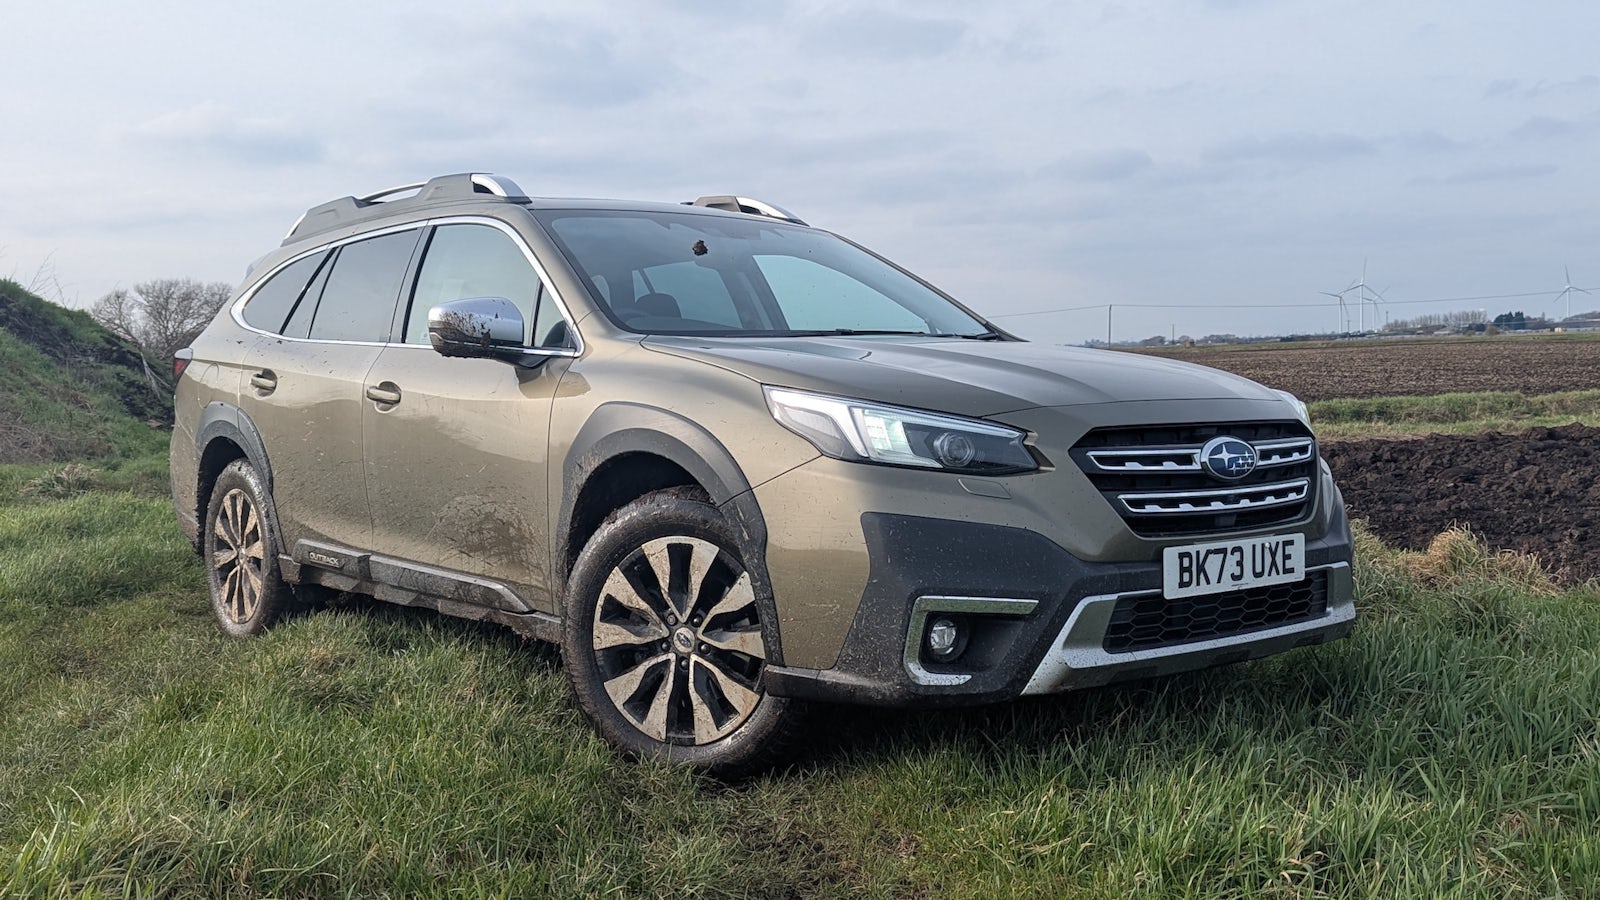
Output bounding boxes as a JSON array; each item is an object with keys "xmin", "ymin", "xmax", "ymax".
[{"xmin": 92, "ymin": 278, "xmax": 232, "ymax": 384}]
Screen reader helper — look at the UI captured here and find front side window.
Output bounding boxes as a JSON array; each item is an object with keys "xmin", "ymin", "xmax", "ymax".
[
  {"xmin": 536, "ymin": 209, "xmax": 990, "ymax": 337},
  {"xmin": 406, "ymin": 223, "xmax": 567, "ymax": 346},
  {"xmin": 305, "ymin": 229, "xmax": 421, "ymax": 343}
]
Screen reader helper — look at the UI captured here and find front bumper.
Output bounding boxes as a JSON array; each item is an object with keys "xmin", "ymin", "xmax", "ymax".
[{"xmin": 762, "ymin": 511, "xmax": 1356, "ymax": 707}]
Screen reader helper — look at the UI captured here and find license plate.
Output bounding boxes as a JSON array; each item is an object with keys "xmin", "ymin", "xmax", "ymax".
[{"xmin": 1162, "ymin": 533, "xmax": 1304, "ymax": 599}]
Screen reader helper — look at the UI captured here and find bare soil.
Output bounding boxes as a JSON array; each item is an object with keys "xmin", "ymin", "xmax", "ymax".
[
  {"xmin": 1322, "ymin": 424, "xmax": 1600, "ymax": 584},
  {"xmin": 1145, "ymin": 337, "xmax": 1600, "ymax": 401}
]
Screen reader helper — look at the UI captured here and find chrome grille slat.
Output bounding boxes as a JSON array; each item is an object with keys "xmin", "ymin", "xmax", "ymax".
[
  {"xmin": 1088, "ymin": 437, "xmax": 1312, "ymax": 473},
  {"xmin": 1071, "ymin": 422, "xmax": 1318, "ymax": 537},
  {"xmin": 1117, "ymin": 478, "xmax": 1310, "ymax": 515}
]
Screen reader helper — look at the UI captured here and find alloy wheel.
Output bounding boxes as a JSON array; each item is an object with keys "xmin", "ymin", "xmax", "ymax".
[
  {"xmin": 590, "ymin": 536, "xmax": 767, "ymax": 745},
  {"xmin": 211, "ymin": 487, "xmax": 266, "ymax": 625}
]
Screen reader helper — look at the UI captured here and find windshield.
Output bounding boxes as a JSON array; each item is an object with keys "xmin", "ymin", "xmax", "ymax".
[{"xmin": 534, "ymin": 209, "xmax": 992, "ymax": 337}]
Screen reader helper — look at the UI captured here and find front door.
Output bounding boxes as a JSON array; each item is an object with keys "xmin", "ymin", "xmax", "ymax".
[{"xmin": 362, "ymin": 220, "xmax": 575, "ymax": 611}]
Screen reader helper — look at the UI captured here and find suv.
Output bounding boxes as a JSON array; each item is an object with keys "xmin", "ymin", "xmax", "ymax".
[{"xmin": 171, "ymin": 173, "xmax": 1355, "ymax": 775}]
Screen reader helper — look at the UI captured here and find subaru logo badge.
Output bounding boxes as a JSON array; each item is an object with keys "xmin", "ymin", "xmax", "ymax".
[{"xmin": 1200, "ymin": 436, "xmax": 1257, "ymax": 481}]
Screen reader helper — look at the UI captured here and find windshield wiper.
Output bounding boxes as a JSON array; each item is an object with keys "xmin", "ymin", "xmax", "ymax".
[
  {"xmin": 956, "ymin": 330, "xmax": 1005, "ymax": 340},
  {"xmin": 781, "ymin": 329, "xmax": 940, "ymax": 337}
]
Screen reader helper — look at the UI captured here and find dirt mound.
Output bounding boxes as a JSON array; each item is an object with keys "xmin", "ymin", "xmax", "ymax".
[{"xmin": 1323, "ymin": 424, "xmax": 1599, "ymax": 584}]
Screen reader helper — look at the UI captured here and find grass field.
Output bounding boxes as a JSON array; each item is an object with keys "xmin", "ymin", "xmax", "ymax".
[
  {"xmin": 1308, "ymin": 389, "xmax": 1600, "ymax": 440},
  {"xmin": 3, "ymin": 454, "xmax": 1599, "ymax": 898}
]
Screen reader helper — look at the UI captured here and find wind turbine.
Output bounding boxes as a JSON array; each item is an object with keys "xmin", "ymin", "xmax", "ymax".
[
  {"xmin": 1345, "ymin": 259, "xmax": 1383, "ymax": 332},
  {"xmin": 1555, "ymin": 265, "xmax": 1588, "ymax": 323},
  {"xmin": 1318, "ymin": 286, "xmax": 1353, "ymax": 334},
  {"xmin": 1366, "ymin": 285, "xmax": 1389, "ymax": 331}
]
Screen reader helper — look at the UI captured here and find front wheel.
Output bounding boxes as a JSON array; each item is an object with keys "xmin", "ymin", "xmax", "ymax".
[{"xmin": 562, "ymin": 490, "xmax": 803, "ymax": 777}]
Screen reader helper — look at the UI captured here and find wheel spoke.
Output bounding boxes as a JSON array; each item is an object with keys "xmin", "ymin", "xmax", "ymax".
[
  {"xmin": 686, "ymin": 539, "xmax": 719, "ymax": 610},
  {"xmin": 640, "ymin": 663, "xmax": 678, "ymax": 741},
  {"xmin": 702, "ymin": 571, "xmax": 756, "ymax": 623},
  {"xmin": 223, "ymin": 492, "xmax": 244, "ymax": 545},
  {"xmin": 603, "ymin": 653, "xmax": 672, "ymax": 739},
  {"xmin": 601, "ymin": 569, "xmax": 664, "ymax": 628},
  {"xmin": 227, "ymin": 566, "xmax": 248, "ymax": 620},
  {"xmin": 691, "ymin": 657, "xmax": 761, "ymax": 742},
  {"xmin": 242, "ymin": 503, "xmax": 259, "ymax": 546},
  {"xmin": 700, "ymin": 625, "xmax": 765, "ymax": 659},
  {"xmin": 642, "ymin": 540, "xmax": 681, "ymax": 618},
  {"xmin": 211, "ymin": 546, "xmax": 238, "ymax": 571},
  {"xmin": 593, "ymin": 616, "xmax": 667, "ymax": 651}
]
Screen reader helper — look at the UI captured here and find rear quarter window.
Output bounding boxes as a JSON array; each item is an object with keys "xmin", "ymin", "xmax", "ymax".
[{"xmin": 240, "ymin": 252, "xmax": 328, "ymax": 333}]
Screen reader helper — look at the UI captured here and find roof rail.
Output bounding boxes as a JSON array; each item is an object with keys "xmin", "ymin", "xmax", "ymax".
[
  {"xmin": 689, "ymin": 195, "xmax": 806, "ymax": 226},
  {"xmin": 284, "ymin": 173, "xmax": 530, "ymax": 243}
]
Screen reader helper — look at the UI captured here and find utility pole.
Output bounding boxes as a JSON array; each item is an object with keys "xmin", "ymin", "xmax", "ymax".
[{"xmin": 1106, "ymin": 305, "xmax": 1112, "ymax": 346}]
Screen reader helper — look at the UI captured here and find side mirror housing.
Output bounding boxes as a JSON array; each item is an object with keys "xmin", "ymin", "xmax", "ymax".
[{"xmin": 428, "ymin": 297, "xmax": 531, "ymax": 363}]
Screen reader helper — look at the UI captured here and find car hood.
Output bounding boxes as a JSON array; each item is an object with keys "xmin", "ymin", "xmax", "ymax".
[{"xmin": 643, "ymin": 336, "xmax": 1284, "ymax": 417}]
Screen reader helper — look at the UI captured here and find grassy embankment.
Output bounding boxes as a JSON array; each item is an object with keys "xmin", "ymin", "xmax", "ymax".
[{"xmin": 3, "ymin": 459, "xmax": 1599, "ymax": 897}]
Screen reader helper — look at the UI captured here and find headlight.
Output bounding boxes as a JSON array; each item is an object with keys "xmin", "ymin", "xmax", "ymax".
[
  {"xmin": 764, "ymin": 387, "xmax": 1037, "ymax": 475},
  {"xmin": 1274, "ymin": 389, "xmax": 1311, "ymax": 428}
]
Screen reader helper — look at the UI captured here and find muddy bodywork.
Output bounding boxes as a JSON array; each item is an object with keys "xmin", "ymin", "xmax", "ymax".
[{"xmin": 171, "ymin": 177, "xmax": 1356, "ymax": 717}]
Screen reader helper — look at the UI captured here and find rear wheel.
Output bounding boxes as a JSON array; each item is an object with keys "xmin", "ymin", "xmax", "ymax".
[
  {"xmin": 203, "ymin": 460, "xmax": 298, "ymax": 638},
  {"xmin": 562, "ymin": 490, "xmax": 803, "ymax": 776}
]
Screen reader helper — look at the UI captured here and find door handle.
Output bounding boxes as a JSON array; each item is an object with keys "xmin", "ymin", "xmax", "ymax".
[
  {"xmin": 366, "ymin": 383, "xmax": 402, "ymax": 405},
  {"xmin": 249, "ymin": 370, "xmax": 277, "ymax": 393}
]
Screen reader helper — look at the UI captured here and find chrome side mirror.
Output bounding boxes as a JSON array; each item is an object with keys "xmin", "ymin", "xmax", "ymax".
[{"xmin": 428, "ymin": 297, "xmax": 525, "ymax": 359}]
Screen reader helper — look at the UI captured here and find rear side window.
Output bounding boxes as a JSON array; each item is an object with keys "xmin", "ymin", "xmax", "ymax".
[
  {"xmin": 240, "ymin": 252, "xmax": 329, "ymax": 333},
  {"xmin": 306, "ymin": 230, "xmax": 421, "ymax": 342}
]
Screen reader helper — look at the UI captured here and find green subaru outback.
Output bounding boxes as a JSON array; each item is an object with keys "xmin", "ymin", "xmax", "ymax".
[{"xmin": 170, "ymin": 173, "xmax": 1356, "ymax": 775}]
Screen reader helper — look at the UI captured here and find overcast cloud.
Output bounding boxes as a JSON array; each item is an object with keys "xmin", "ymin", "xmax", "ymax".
[{"xmin": 1, "ymin": 0, "xmax": 1596, "ymax": 343}]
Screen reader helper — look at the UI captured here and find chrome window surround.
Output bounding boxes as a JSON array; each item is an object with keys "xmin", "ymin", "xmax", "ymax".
[
  {"xmin": 903, "ymin": 595, "xmax": 1038, "ymax": 686},
  {"xmin": 233, "ymin": 215, "xmax": 584, "ymax": 357},
  {"xmin": 1020, "ymin": 561, "xmax": 1354, "ymax": 695}
]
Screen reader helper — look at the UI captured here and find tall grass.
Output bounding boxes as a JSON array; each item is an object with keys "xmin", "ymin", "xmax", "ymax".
[{"xmin": 3, "ymin": 477, "xmax": 1598, "ymax": 897}]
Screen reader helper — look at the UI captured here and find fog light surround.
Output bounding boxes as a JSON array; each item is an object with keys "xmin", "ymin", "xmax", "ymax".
[{"xmin": 903, "ymin": 595, "xmax": 1040, "ymax": 687}]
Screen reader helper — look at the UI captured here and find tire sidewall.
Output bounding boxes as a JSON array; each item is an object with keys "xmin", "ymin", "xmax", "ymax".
[{"xmin": 561, "ymin": 491, "xmax": 794, "ymax": 775}]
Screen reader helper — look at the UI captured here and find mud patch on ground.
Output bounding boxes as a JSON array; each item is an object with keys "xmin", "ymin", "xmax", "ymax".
[{"xmin": 1323, "ymin": 424, "xmax": 1600, "ymax": 584}]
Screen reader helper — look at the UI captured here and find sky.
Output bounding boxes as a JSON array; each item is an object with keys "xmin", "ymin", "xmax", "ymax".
[{"xmin": 1, "ymin": 0, "xmax": 1597, "ymax": 345}]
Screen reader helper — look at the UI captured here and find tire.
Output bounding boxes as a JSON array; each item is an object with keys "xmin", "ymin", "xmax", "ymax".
[
  {"xmin": 562, "ymin": 489, "xmax": 804, "ymax": 777},
  {"xmin": 203, "ymin": 459, "xmax": 299, "ymax": 638}
]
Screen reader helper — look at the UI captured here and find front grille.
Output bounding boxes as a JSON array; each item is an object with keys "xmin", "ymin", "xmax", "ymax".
[
  {"xmin": 1071, "ymin": 421, "xmax": 1318, "ymax": 537},
  {"xmin": 1103, "ymin": 570, "xmax": 1330, "ymax": 653}
]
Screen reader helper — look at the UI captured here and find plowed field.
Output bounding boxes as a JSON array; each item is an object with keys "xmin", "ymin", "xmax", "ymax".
[
  {"xmin": 1139, "ymin": 336, "xmax": 1600, "ymax": 583},
  {"xmin": 1322, "ymin": 424, "xmax": 1600, "ymax": 584},
  {"xmin": 1148, "ymin": 336, "xmax": 1600, "ymax": 401}
]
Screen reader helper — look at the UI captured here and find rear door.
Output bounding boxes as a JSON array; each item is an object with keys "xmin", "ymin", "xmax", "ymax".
[
  {"xmin": 363, "ymin": 220, "xmax": 576, "ymax": 611},
  {"xmin": 238, "ymin": 226, "xmax": 422, "ymax": 552}
]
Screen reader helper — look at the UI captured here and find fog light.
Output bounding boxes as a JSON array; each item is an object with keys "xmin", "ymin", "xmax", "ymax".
[{"xmin": 925, "ymin": 617, "xmax": 967, "ymax": 662}]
